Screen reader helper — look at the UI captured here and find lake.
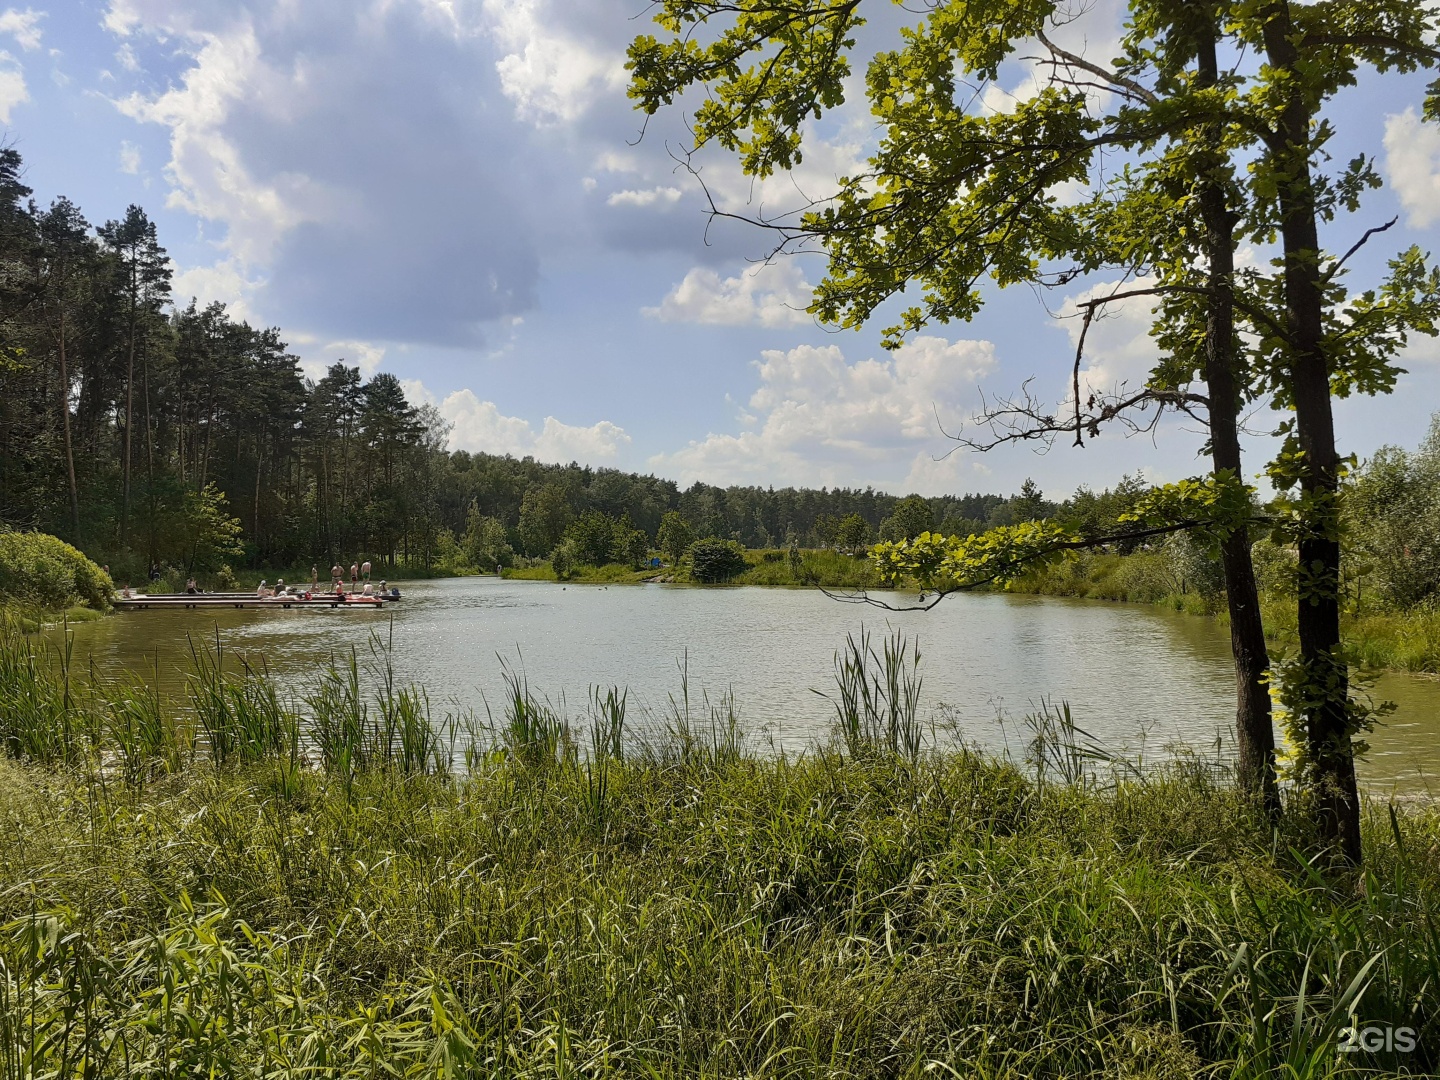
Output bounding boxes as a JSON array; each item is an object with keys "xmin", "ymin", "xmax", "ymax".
[{"xmin": 55, "ymin": 576, "xmax": 1440, "ymax": 792}]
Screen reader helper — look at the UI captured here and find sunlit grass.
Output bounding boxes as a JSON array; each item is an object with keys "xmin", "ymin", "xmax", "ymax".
[{"xmin": 1, "ymin": 623, "xmax": 1437, "ymax": 1077}]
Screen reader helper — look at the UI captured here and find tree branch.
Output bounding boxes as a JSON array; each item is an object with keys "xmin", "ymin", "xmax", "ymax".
[
  {"xmin": 1322, "ymin": 216, "xmax": 1398, "ymax": 284},
  {"xmin": 821, "ymin": 517, "xmax": 1248, "ymax": 612},
  {"xmin": 1035, "ymin": 29, "xmax": 1160, "ymax": 106}
]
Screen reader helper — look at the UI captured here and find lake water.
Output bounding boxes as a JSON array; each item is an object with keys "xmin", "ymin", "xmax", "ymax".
[{"xmin": 56, "ymin": 577, "xmax": 1440, "ymax": 793}]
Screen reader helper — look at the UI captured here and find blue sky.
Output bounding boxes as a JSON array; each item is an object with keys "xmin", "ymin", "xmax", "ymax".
[{"xmin": 7, "ymin": 0, "xmax": 1440, "ymax": 500}]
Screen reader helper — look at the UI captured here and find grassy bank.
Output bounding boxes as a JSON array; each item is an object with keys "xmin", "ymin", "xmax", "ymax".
[
  {"xmin": 1260, "ymin": 602, "xmax": 1440, "ymax": 675},
  {"xmin": 504, "ymin": 548, "xmax": 881, "ymax": 589},
  {"xmin": 1, "ymin": 626, "xmax": 1438, "ymax": 1077},
  {"xmin": 1008, "ymin": 550, "xmax": 1440, "ymax": 674}
]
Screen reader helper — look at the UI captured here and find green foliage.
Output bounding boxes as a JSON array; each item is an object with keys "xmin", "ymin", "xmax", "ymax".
[
  {"xmin": 657, "ymin": 509, "xmax": 693, "ymax": 564},
  {"xmin": 873, "ymin": 520, "xmax": 1078, "ymax": 593},
  {"xmin": 180, "ymin": 483, "xmax": 245, "ymax": 572},
  {"xmin": 688, "ymin": 537, "xmax": 748, "ymax": 583},
  {"xmin": 3, "ymin": 631, "xmax": 1440, "ymax": 1076},
  {"xmin": 877, "ymin": 494, "xmax": 933, "ymax": 542},
  {"xmin": 0, "ymin": 530, "xmax": 111, "ymax": 612},
  {"xmin": 561, "ymin": 510, "xmax": 650, "ymax": 569},
  {"xmin": 1346, "ymin": 413, "xmax": 1440, "ymax": 610},
  {"xmin": 518, "ymin": 481, "xmax": 573, "ymax": 557},
  {"xmin": 1063, "ymin": 473, "xmax": 1151, "ymax": 545},
  {"xmin": 835, "ymin": 511, "xmax": 870, "ymax": 551},
  {"xmin": 549, "ymin": 540, "xmax": 578, "ymax": 581},
  {"xmin": 566, "ymin": 509, "xmax": 620, "ymax": 567},
  {"xmin": 462, "ymin": 505, "xmax": 514, "ymax": 571}
]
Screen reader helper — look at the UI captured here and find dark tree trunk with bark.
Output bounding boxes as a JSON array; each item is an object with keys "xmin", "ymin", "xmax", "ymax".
[
  {"xmin": 1195, "ymin": 26, "xmax": 1279, "ymax": 815},
  {"xmin": 1261, "ymin": 1, "xmax": 1361, "ymax": 863}
]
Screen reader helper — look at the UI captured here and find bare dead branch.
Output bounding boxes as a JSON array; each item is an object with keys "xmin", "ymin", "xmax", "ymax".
[
  {"xmin": 1036, "ymin": 29, "xmax": 1160, "ymax": 106},
  {"xmin": 1322, "ymin": 216, "xmax": 1398, "ymax": 284}
]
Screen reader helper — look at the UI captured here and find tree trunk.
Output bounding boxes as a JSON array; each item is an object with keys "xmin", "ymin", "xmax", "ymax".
[
  {"xmin": 1261, "ymin": 1, "xmax": 1360, "ymax": 863},
  {"xmin": 144, "ymin": 355, "xmax": 156, "ymax": 564},
  {"xmin": 121, "ymin": 271, "xmax": 137, "ymax": 545},
  {"xmin": 56, "ymin": 313, "xmax": 80, "ymax": 534},
  {"xmin": 254, "ymin": 437, "xmax": 264, "ymax": 562},
  {"xmin": 1196, "ymin": 27, "xmax": 1279, "ymax": 816}
]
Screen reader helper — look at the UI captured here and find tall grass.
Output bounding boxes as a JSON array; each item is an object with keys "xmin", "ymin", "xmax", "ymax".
[
  {"xmin": 820, "ymin": 626, "xmax": 924, "ymax": 762},
  {"xmin": 0, "ymin": 624, "xmax": 1439, "ymax": 1076}
]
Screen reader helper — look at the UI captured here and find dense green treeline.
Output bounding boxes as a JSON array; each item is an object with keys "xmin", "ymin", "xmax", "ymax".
[{"xmin": 0, "ymin": 144, "xmax": 1041, "ymax": 581}]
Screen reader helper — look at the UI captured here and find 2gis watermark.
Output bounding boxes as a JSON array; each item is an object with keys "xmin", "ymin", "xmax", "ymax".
[{"xmin": 1337, "ymin": 1021, "xmax": 1418, "ymax": 1055}]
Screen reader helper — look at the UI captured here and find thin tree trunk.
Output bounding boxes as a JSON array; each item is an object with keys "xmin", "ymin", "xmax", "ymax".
[
  {"xmin": 1261, "ymin": 0, "xmax": 1360, "ymax": 863},
  {"xmin": 1196, "ymin": 26, "xmax": 1279, "ymax": 816},
  {"xmin": 144, "ymin": 355, "xmax": 156, "ymax": 564},
  {"xmin": 56, "ymin": 313, "xmax": 80, "ymax": 534},
  {"xmin": 121, "ymin": 271, "xmax": 137, "ymax": 544},
  {"xmin": 254, "ymin": 437, "xmax": 264, "ymax": 563}
]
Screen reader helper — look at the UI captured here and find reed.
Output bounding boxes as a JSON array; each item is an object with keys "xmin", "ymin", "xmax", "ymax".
[
  {"xmin": 821, "ymin": 627, "xmax": 925, "ymax": 763},
  {"xmin": 0, "ymin": 626, "xmax": 1438, "ymax": 1076}
]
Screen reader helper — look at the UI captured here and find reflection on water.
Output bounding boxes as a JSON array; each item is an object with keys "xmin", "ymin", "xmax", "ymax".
[{"xmin": 53, "ymin": 577, "xmax": 1440, "ymax": 792}]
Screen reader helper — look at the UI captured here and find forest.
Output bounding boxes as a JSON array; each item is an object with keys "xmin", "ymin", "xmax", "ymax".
[{"xmin": 0, "ymin": 145, "xmax": 1034, "ymax": 581}]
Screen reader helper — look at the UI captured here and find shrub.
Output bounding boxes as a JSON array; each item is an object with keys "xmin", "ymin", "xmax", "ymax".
[
  {"xmin": 657, "ymin": 511, "xmax": 693, "ymax": 564},
  {"xmin": 550, "ymin": 540, "xmax": 578, "ymax": 580},
  {"xmin": 689, "ymin": 537, "xmax": 748, "ymax": 583},
  {"xmin": 0, "ymin": 531, "xmax": 112, "ymax": 611},
  {"xmin": 463, "ymin": 506, "xmax": 515, "ymax": 570}
]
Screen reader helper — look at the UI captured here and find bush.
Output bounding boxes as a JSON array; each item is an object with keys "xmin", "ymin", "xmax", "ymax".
[
  {"xmin": 657, "ymin": 511, "xmax": 693, "ymax": 565},
  {"xmin": 550, "ymin": 540, "xmax": 578, "ymax": 580},
  {"xmin": 689, "ymin": 537, "xmax": 748, "ymax": 583},
  {"xmin": 0, "ymin": 531, "xmax": 112, "ymax": 611},
  {"xmin": 463, "ymin": 507, "xmax": 515, "ymax": 571},
  {"xmin": 1347, "ymin": 416, "xmax": 1440, "ymax": 610}
]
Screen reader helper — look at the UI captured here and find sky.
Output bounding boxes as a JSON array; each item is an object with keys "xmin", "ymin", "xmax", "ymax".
[{"xmin": 6, "ymin": 0, "xmax": 1440, "ymax": 502}]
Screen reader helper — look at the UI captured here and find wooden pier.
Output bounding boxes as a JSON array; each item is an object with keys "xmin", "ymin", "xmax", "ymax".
[{"xmin": 113, "ymin": 594, "xmax": 390, "ymax": 611}]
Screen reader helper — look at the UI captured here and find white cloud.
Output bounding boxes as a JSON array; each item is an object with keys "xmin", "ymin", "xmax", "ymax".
[
  {"xmin": 113, "ymin": 21, "xmax": 336, "ymax": 265},
  {"xmin": 904, "ymin": 449, "xmax": 990, "ymax": 496},
  {"xmin": 0, "ymin": 9, "xmax": 42, "ymax": 51},
  {"xmin": 1055, "ymin": 275, "xmax": 1163, "ymax": 403},
  {"xmin": 644, "ymin": 260, "xmax": 816, "ymax": 328},
  {"xmin": 651, "ymin": 336, "xmax": 997, "ymax": 487},
  {"xmin": 170, "ymin": 256, "xmax": 262, "ymax": 321},
  {"xmin": 439, "ymin": 388, "xmax": 631, "ymax": 462},
  {"xmin": 483, "ymin": 0, "xmax": 625, "ymax": 124},
  {"xmin": 0, "ymin": 53, "xmax": 25, "ymax": 123},
  {"xmin": 1384, "ymin": 108, "xmax": 1440, "ymax": 229},
  {"xmin": 606, "ymin": 186, "xmax": 681, "ymax": 208},
  {"xmin": 118, "ymin": 140, "xmax": 141, "ymax": 174},
  {"xmin": 103, "ymin": 1, "xmax": 550, "ymax": 346}
]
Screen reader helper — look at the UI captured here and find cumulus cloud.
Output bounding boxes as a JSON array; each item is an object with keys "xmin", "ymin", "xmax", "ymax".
[
  {"xmin": 439, "ymin": 389, "xmax": 631, "ymax": 462},
  {"xmin": 651, "ymin": 335, "xmax": 997, "ymax": 487},
  {"xmin": 0, "ymin": 56, "xmax": 24, "ymax": 123},
  {"xmin": 483, "ymin": 0, "xmax": 627, "ymax": 124},
  {"xmin": 0, "ymin": 8, "xmax": 42, "ymax": 51},
  {"xmin": 644, "ymin": 260, "xmax": 816, "ymax": 328},
  {"xmin": 0, "ymin": 8, "xmax": 40, "ymax": 124},
  {"xmin": 170, "ymin": 256, "xmax": 262, "ymax": 321},
  {"xmin": 104, "ymin": 0, "xmax": 554, "ymax": 346},
  {"xmin": 1384, "ymin": 109, "xmax": 1440, "ymax": 229},
  {"xmin": 118, "ymin": 140, "xmax": 141, "ymax": 175}
]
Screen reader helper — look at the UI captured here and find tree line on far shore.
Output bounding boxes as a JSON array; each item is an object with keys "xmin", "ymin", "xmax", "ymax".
[{"xmin": 0, "ymin": 143, "xmax": 1035, "ymax": 580}]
